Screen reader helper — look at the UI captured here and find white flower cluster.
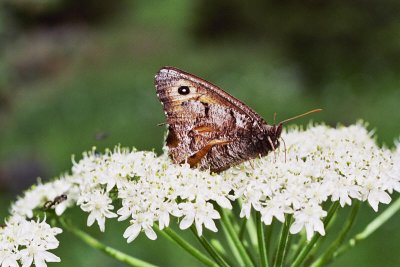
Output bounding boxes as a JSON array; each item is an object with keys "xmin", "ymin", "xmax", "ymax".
[
  {"xmin": 0, "ymin": 217, "xmax": 61, "ymax": 267},
  {"xmin": 2, "ymin": 123, "xmax": 399, "ymax": 266},
  {"xmin": 11, "ymin": 178, "xmax": 78, "ymax": 219},
  {"xmin": 226, "ymin": 124, "xmax": 399, "ymax": 240},
  {"xmin": 69, "ymin": 149, "xmax": 232, "ymax": 241}
]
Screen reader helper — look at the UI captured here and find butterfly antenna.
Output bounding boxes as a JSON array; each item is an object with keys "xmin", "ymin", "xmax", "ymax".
[
  {"xmin": 279, "ymin": 109, "xmax": 322, "ymax": 124},
  {"xmin": 273, "ymin": 112, "xmax": 277, "ymax": 125},
  {"xmin": 157, "ymin": 122, "xmax": 167, "ymax": 127}
]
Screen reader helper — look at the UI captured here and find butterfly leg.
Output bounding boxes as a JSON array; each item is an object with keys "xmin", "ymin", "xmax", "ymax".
[
  {"xmin": 267, "ymin": 136, "xmax": 277, "ymax": 162},
  {"xmin": 186, "ymin": 139, "xmax": 232, "ymax": 167}
]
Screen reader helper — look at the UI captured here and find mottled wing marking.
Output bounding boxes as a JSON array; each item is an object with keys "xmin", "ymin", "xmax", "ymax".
[
  {"xmin": 193, "ymin": 126, "xmax": 215, "ymax": 133},
  {"xmin": 187, "ymin": 139, "xmax": 232, "ymax": 167},
  {"xmin": 155, "ymin": 67, "xmax": 266, "ymax": 122}
]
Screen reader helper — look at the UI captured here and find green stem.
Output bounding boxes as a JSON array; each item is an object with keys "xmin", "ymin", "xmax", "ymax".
[
  {"xmin": 256, "ymin": 212, "xmax": 269, "ymax": 267},
  {"xmin": 273, "ymin": 214, "xmax": 292, "ymax": 267},
  {"xmin": 210, "ymin": 239, "xmax": 228, "ymax": 259},
  {"xmin": 210, "ymin": 239, "xmax": 236, "ymax": 267},
  {"xmin": 334, "ymin": 197, "xmax": 400, "ymax": 260},
  {"xmin": 311, "ymin": 201, "xmax": 360, "ymax": 267},
  {"xmin": 221, "ymin": 220, "xmax": 244, "ymax": 266},
  {"xmin": 60, "ymin": 219, "xmax": 156, "ymax": 267},
  {"xmin": 239, "ymin": 218, "xmax": 248, "ymax": 241},
  {"xmin": 243, "ymin": 239, "xmax": 258, "ymax": 265},
  {"xmin": 220, "ymin": 208, "xmax": 255, "ymax": 267},
  {"xmin": 284, "ymin": 229, "xmax": 294, "ymax": 262},
  {"xmin": 306, "ymin": 206, "xmax": 339, "ymax": 261},
  {"xmin": 190, "ymin": 227, "xmax": 231, "ymax": 267},
  {"xmin": 292, "ymin": 201, "xmax": 340, "ymax": 267},
  {"xmin": 154, "ymin": 225, "xmax": 218, "ymax": 267},
  {"xmin": 265, "ymin": 219, "xmax": 275, "ymax": 261},
  {"xmin": 288, "ymin": 232, "xmax": 306, "ymax": 263},
  {"xmin": 246, "ymin": 212, "xmax": 259, "ymax": 249}
]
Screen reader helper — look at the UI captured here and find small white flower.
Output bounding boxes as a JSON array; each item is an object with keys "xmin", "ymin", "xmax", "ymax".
[
  {"xmin": 0, "ymin": 248, "xmax": 19, "ymax": 267},
  {"xmin": 11, "ymin": 189, "xmax": 43, "ymax": 219},
  {"xmin": 123, "ymin": 212, "xmax": 157, "ymax": 243},
  {"xmin": 153, "ymin": 199, "xmax": 181, "ymax": 230},
  {"xmin": 260, "ymin": 195, "xmax": 287, "ymax": 225},
  {"xmin": 79, "ymin": 190, "xmax": 117, "ymax": 232},
  {"xmin": 19, "ymin": 245, "xmax": 60, "ymax": 267},
  {"xmin": 330, "ymin": 177, "xmax": 360, "ymax": 207},
  {"xmin": 367, "ymin": 189, "xmax": 391, "ymax": 212},
  {"xmin": 290, "ymin": 203, "xmax": 327, "ymax": 240},
  {"xmin": 179, "ymin": 198, "xmax": 220, "ymax": 236}
]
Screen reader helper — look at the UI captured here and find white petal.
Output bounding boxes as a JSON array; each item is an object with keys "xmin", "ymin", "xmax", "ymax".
[
  {"xmin": 144, "ymin": 227, "xmax": 157, "ymax": 240},
  {"xmin": 97, "ymin": 216, "xmax": 106, "ymax": 232},
  {"xmin": 204, "ymin": 219, "xmax": 218, "ymax": 232},
  {"xmin": 195, "ymin": 219, "xmax": 203, "ymax": 236},
  {"xmin": 378, "ymin": 191, "xmax": 391, "ymax": 204},
  {"xmin": 87, "ymin": 212, "xmax": 96, "ymax": 227},
  {"xmin": 123, "ymin": 224, "xmax": 141, "ymax": 243},
  {"xmin": 289, "ymin": 221, "xmax": 303, "ymax": 235},
  {"xmin": 21, "ymin": 253, "xmax": 33, "ymax": 267},
  {"xmin": 314, "ymin": 220, "xmax": 325, "ymax": 236},
  {"xmin": 179, "ymin": 216, "xmax": 194, "ymax": 230},
  {"xmin": 261, "ymin": 213, "xmax": 273, "ymax": 225},
  {"xmin": 275, "ymin": 212, "xmax": 285, "ymax": 223},
  {"xmin": 35, "ymin": 251, "xmax": 61, "ymax": 267},
  {"xmin": 216, "ymin": 197, "xmax": 232, "ymax": 209},
  {"xmin": 306, "ymin": 226, "xmax": 314, "ymax": 241},
  {"xmin": 240, "ymin": 203, "xmax": 251, "ymax": 218}
]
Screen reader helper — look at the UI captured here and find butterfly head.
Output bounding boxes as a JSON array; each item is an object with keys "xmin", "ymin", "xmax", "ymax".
[
  {"xmin": 264, "ymin": 123, "xmax": 283, "ymax": 151},
  {"xmin": 264, "ymin": 108, "xmax": 323, "ymax": 153}
]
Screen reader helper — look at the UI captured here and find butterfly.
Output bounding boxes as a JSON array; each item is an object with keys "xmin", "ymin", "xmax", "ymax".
[{"xmin": 155, "ymin": 67, "xmax": 320, "ymax": 173}]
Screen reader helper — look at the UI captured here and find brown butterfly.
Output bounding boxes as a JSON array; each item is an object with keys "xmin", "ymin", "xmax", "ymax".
[{"xmin": 155, "ymin": 67, "xmax": 320, "ymax": 173}]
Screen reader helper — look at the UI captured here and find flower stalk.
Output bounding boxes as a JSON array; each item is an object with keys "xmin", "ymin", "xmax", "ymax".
[
  {"xmin": 311, "ymin": 201, "xmax": 360, "ymax": 267},
  {"xmin": 256, "ymin": 212, "xmax": 269, "ymax": 267},
  {"xmin": 273, "ymin": 215, "xmax": 292, "ymax": 267},
  {"xmin": 220, "ymin": 208, "xmax": 255, "ymax": 267},
  {"xmin": 154, "ymin": 225, "xmax": 218, "ymax": 267},
  {"xmin": 334, "ymin": 196, "xmax": 400, "ymax": 260},
  {"xmin": 292, "ymin": 201, "xmax": 339, "ymax": 267},
  {"xmin": 190, "ymin": 226, "xmax": 231, "ymax": 267},
  {"xmin": 60, "ymin": 219, "xmax": 156, "ymax": 267}
]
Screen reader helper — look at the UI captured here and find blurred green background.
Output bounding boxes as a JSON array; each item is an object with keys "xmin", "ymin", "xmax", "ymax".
[{"xmin": 1, "ymin": 0, "xmax": 399, "ymax": 266}]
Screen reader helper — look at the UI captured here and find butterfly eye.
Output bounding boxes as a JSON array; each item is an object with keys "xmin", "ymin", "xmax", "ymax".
[{"xmin": 178, "ymin": 86, "xmax": 190, "ymax": 95}]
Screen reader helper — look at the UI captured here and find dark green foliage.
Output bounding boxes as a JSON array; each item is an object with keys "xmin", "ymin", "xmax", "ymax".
[{"xmin": 193, "ymin": 0, "xmax": 400, "ymax": 90}]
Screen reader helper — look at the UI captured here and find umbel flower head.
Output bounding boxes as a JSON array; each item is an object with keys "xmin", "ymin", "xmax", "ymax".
[
  {"xmin": 2, "ymin": 123, "xmax": 399, "ymax": 266},
  {"xmin": 0, "ymin": 217, "xmax": 62, "ymax": 267}
]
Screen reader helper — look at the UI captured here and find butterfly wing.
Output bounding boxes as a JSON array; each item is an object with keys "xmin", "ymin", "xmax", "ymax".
[{"xmin": 155, "ymin": 66, "xmax": 271, "ymax": 172}]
